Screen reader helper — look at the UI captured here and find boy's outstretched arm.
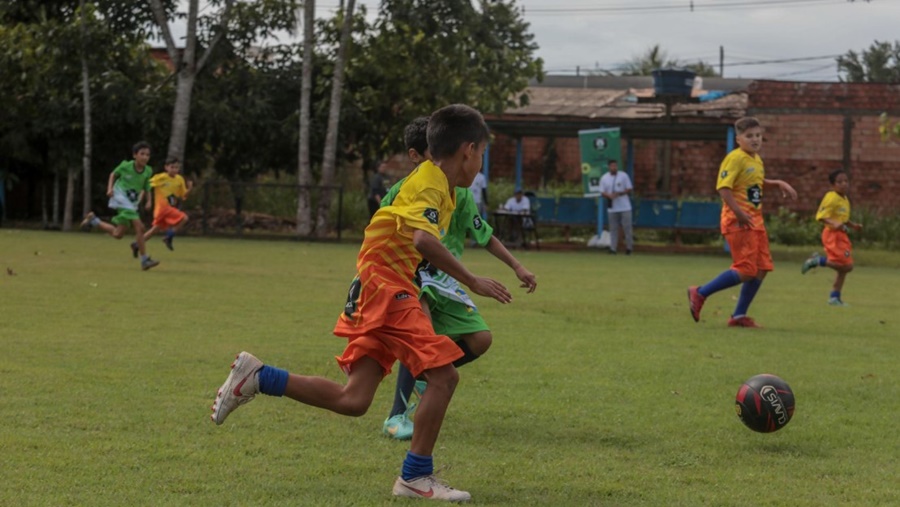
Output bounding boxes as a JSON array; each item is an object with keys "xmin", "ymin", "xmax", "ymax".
[
  {"xmin": 764, "ymin": 178, "xmax": 798, "ymax": 200},
  {"xmin": 413, "ymin": 229, "xmax": 512, "ymax": 304},
  {"xmin": 484, "ymin": 235, "xmax": 537, "ymax": 293}
]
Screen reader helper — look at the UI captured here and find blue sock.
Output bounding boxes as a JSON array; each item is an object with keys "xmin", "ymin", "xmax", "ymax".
[
  {"xmin": 830, "ymin": 290, "xmax": 841, "ymax": 300},
  {"xmin": 140, "ymin": 254, "xmax": 149, "ymax": 262},
  {"xmin": 698, "ymin": 269, "xmax": 742, "ymax": 298},
  {"xmin": 818, "ymin": 256, "xmax": 827, "ymax": 267},
  {"xmin": 258, "ymin": 365, "xmax": 289, "ymax": 397},
  {"xmin": 401, "ymin": 451, "xmax": 433, "ymax": 481},
  {"xmin": 165, "ymin": 228, "xmax": 175, "ymax": 239},
  {"xmin": 390, "ymin": 364, "xmax": 417, "ymax": 418},
  {"xmin": 733, "ymin": 278, "xmax": 762, "ymax": 318}
]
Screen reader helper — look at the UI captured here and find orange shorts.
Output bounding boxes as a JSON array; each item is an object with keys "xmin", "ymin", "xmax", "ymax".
[
  {"xmin": 725, "ymin": 229, "xmax": 773, "ymax": 278},
  {"xmin": 152, "ymin": 206, "xmax": 187, "ymax": 228},
  {"xmin": 333, "ymin": 283, "xmax": 462, "ymax": 379},
  {"xmin": 822, "ymin": 228, "xmax": 853, "ymax": 266}
]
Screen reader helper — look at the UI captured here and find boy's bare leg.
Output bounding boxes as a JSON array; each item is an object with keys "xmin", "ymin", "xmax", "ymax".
[
  {"xmin": 409, "ymin": 363, "xmax": 458, "ymax": 456},
  {"xmin": 283, "ymin": 356, "xmax": 382, "ymax": 417},
  {"xmin": 133, "ymin": 219, "xmax": 148, "ymax": 256},
  {"xmin": 143, "ymin": 225, "xmax": 159, "ymax": 242}
]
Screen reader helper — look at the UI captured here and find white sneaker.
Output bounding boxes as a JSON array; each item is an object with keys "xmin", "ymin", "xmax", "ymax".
[
  {"xmin": 210, "ymin": 352, "xmax": 263, "ymax": 425},
  {"xmin": 392, "ymin": 475, "xmax": 471, "ymax": 502}
]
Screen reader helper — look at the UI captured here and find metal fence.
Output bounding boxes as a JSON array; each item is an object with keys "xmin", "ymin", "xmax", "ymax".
[{"xmin": 194, "ymin": 181, "xmax": 345, "ymax": 240}]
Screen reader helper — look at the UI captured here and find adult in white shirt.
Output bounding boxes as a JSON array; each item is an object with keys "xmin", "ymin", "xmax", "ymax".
[
  {"xmin": 501, "ymin": 189, "xmax": 533, "ymax": 246},
  {"xmin": 469, "ymin": 171, "xmax": 488, "ymax": 218},
  {"xmin": 599, "ymin": 160, "xmax": 633, "ymax": 254}
]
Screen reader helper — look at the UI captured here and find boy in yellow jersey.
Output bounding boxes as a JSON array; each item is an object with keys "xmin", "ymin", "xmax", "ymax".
[
  {"xmin": 131, "ymin": 157, "xmax": 191, "ymax": 256},
  {"xmin": 801, "ymin": 169, "xmax": 862, "ymax": 306},
  {"xmin": 687, "ymin": 117, "xmax": 798, "ymax": 328},
  {"xmin": 209, "ymin": 104, "xmax": 511, "ymax": 502}
]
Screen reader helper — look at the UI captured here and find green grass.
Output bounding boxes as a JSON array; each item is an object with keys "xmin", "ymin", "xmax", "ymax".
[{"xmin": 1, "ymin": 229, "xmax": 898, "ymax": 506}]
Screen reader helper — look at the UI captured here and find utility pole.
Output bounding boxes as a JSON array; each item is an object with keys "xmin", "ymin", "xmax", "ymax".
[{"xmin": 719, "ymin": 45, "xmax": 724, "ymax": 77}]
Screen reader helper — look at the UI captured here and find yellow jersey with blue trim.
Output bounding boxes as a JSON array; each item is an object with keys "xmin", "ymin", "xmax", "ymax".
[
  {"xmin": 716, "ymin": 148, "xmax": 765, "ymax": 232},
  {"xmin": 816, "ymin": 191, "xmax": 850, "ymax": 226}
]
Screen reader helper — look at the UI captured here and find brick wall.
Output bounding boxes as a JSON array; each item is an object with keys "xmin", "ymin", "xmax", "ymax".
[{"xmin": 488, "ymin": 81, "xmax": 900, "ymax": 214}]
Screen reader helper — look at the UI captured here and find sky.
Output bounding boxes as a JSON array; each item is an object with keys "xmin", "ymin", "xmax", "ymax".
[{"xmin": 313, "ymin": 0, "xmax": 900, "ymax": 81}]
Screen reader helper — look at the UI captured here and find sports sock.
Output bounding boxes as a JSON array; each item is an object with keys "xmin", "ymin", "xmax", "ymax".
[
  {"xmin": 830, "ymin": 290, "xmax": 841, "ymax": 300},
  {"xmin": 401, "ymin": 451, "xmax": 433, "ymax": 481},
  {"xmin": 733, "ymin": 278, "xmax": 762, "ymax": 318},
  {"xmin": 389, "ymin": 364, "xmax": 417, "ymax": 418},
  {"xmin": 258, "ymin": 365, "xmax": 288, "ymax": 397},
  {"xmin": 165, "ymin": 228, "xmax": 175, "ymax": 239},
  {"xmin": 141, "ymin": 254, "xmax": 149, "ymax": 262},
  {"xmin": 698, "ymin": 269, "xmax": 742, "ymax": 298},
  {"xmin": 89, "ymin": 216, "xmax": 101, "ymax": 226},
  {"xmin": 451, "ymin": 339, "xmax": 480, "ymax": 368},
  {"xmin": 818, "ymin": 256, "xmax": 827, "ymax": 267}
]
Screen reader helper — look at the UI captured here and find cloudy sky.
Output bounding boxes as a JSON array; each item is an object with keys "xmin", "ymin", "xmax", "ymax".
[{"xmin": 314, "ymin": 0, "xmax": 900, "ymax": 81}]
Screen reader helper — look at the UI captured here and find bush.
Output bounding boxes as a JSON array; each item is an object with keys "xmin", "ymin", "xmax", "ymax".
[{"xmin": 765, "ymin": 207, "xmax": 821, "ymax": 246}]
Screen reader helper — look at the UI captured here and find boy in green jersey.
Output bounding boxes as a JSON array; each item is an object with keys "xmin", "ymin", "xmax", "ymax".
[
  {"xmin": 381, "ymin": 116, "xmax": 538, "ymax": 440},
  {"xmin": 81, "ymin": 141, "xmax": 160, "ymax": 271}
]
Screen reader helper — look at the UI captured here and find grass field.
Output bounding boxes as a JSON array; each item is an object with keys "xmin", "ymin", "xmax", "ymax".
[{"xmin": 1, "ymin": 229, "xmax": 898, "ymax": 506}]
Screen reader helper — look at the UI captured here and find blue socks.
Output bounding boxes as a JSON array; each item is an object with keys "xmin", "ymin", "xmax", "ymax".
[
  {"xmin": 258, "ymin": 365, "xmax": 289, "ymax": 397},
  {"xmin": 165, "ymin": 228, "xmax": 175, "ymax": 240},
  {"xmin": 733, "ymin": 278, "xmax": 762, "ymax": 318},
  {"xmin": 698, "ymin": 269, "xmax": 742, "ymax": 298},
  {"xmin": 830, "ymin": 290, "xmax": 841, "ymax": 300},
  {"xmin": 390, "ymin": 364, "xmax": 417, "ymax": 418},
  {"xmin": 819, "ymin": 256, "xmax": 827, "ymax": 267},
  {"xmin": 402, "ymin": 451, "xmax": 433, "ymax": 481}
]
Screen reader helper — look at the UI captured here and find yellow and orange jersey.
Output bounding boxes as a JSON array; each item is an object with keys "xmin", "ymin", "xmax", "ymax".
[
  {"xmin": 149, "ymin": 172, "xmax": 188, "ymax": 213},
  {"xmin": 339, "ymin": 160, "xmax": 456, "ymax": 330},
  {"xmin": 717, "ymin": 148, "xmax": 766, "ymax": 232},
  {"xmin": 815, "ymin": 190, "xmax": 851, "ymax": 228}
]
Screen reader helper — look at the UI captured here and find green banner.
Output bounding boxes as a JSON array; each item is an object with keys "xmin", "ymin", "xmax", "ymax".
[{"xmin": 579, "ymin": 127, "xmax": 622, "ymax": 196}]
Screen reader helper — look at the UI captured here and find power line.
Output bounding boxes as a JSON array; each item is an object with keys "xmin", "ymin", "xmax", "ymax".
[{"xmin": 524, "ymin": 0, "xmax": 856, "ymax": 15}]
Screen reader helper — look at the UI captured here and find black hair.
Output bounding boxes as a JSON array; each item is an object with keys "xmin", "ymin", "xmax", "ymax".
[
  {"xmin": 132, "ymin": 141, "xmax": 151, "ymax": 154},
  {"xmin": 426, "ymin": 104, "xmax": 489, "ymax": 160},
  {"xmin": 404, "ymin": 116, "xmax": 430, "ymax": 155},
  {"xmin": 828, "ymin": 168, "xmax": 848, "ymax": 185},
  {"xmin": 734, "ymin": 117, "xmax": 761, "ymax": 134},
  {"xmin": 165, "ymin": 156, "xmax": 180, "ymax": 165}
]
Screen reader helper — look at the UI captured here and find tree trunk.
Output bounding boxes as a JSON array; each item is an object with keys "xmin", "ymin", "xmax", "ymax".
[
  {"xmin": 80, "ymin": 0, "xmax": 92, "ymax": 217},
  {"xmin": 315, "ymin": 0, "xmax": 355, "ymax": 236},
  {"xmin": 295, "ymin": 0, "xmax": 315, "ymax": 237},
  {"xmin": 168, "ymin": 71, "xmax": 196, "ymax": 162},
  {"xmin": 52, "ymin": 169, "xmax": 60, "ymax": 228},
  {"xmin": 63, "ymin": 166, "xmax": 76, "ymax": 231}
]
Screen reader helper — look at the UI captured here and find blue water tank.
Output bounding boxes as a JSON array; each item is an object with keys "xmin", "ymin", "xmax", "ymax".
[{"xmin": 652, "ymin": 69, "xmax": 696, "ymax": 96}]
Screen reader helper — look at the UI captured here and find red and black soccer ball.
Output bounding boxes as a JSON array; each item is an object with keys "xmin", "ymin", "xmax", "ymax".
[{"xmin": 735, "ymin": 374, "xmax": 795, "ymax": 433}]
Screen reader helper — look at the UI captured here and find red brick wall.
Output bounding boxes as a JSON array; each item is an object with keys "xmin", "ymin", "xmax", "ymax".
[{"xmin": 488, "ymin": 81, "xmax": 900, "ymax": 214}]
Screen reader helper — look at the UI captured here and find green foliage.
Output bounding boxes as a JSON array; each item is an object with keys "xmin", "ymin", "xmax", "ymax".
[
  {"xmin": 343, "ymin": 0, "xmax": 543, "ymax": 161},
  {"xmin": 2, "ymin": 231, "xmax": 900, "ymax": 505},
  {"xmin": 765, "ymin": 207, "xmax": 822, "ymax": 246},
  {"xmin": 852, "ymin": 207, "xmax": 900, "ymax": 250},
  {"xmin": 837, "ymin": 40, "xmax": 900, "ymax": 83}
]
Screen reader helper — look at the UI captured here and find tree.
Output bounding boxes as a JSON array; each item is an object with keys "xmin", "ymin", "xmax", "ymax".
[
  {"xmin": 621, "ymin": 44, "xmax": 719, "ymax": 77},
  {"xmin": 315, "ymin": 0, "xmax": 355, "ymax": 236},
  {"xmin": 343, "ymin": 0, "xmax": 542, "ymax": 165},
  {"xmin": 837, "ymin": 40, "xmax": 900, "ymax": 83},
  {"xmin": 296, "ymin": 0, "xmax": 315, "ymax": 236}
]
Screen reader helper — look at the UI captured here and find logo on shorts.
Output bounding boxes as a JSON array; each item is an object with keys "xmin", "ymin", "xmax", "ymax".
[
  {"xmin": 844, "ymin": 250, "xmax": 850, "ymax": 258},
  {"xmin": 423, "ymin": 208, "xmax": 439, "ymax": 225},
  {"xmin": 395, "ymin": 292, "xmax": 411, "ymax": 300}
]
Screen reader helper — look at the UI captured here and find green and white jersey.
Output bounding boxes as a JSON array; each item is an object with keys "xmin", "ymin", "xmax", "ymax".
[
  {"xmin": 382, "ymin": 176, "xmax": 494, "ymax": 306},
  {"xmin": 108, "ymin": 160, "xmax": 152, "ymax": 211}
]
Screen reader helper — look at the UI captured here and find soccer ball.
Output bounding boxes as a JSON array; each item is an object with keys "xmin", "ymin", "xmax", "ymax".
[{"xmin": 734, "ymin": 374, "xmax": 795, "ymax": 433}]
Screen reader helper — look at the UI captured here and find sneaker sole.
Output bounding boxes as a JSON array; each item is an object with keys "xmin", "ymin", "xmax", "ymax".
[
  {"xmin": 687, "ymin": 287, "xmax": 701, "ymax": 323},
  {"xmin": 211, "ymin": 352, "xmax": 262, "ymax": 425}
]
